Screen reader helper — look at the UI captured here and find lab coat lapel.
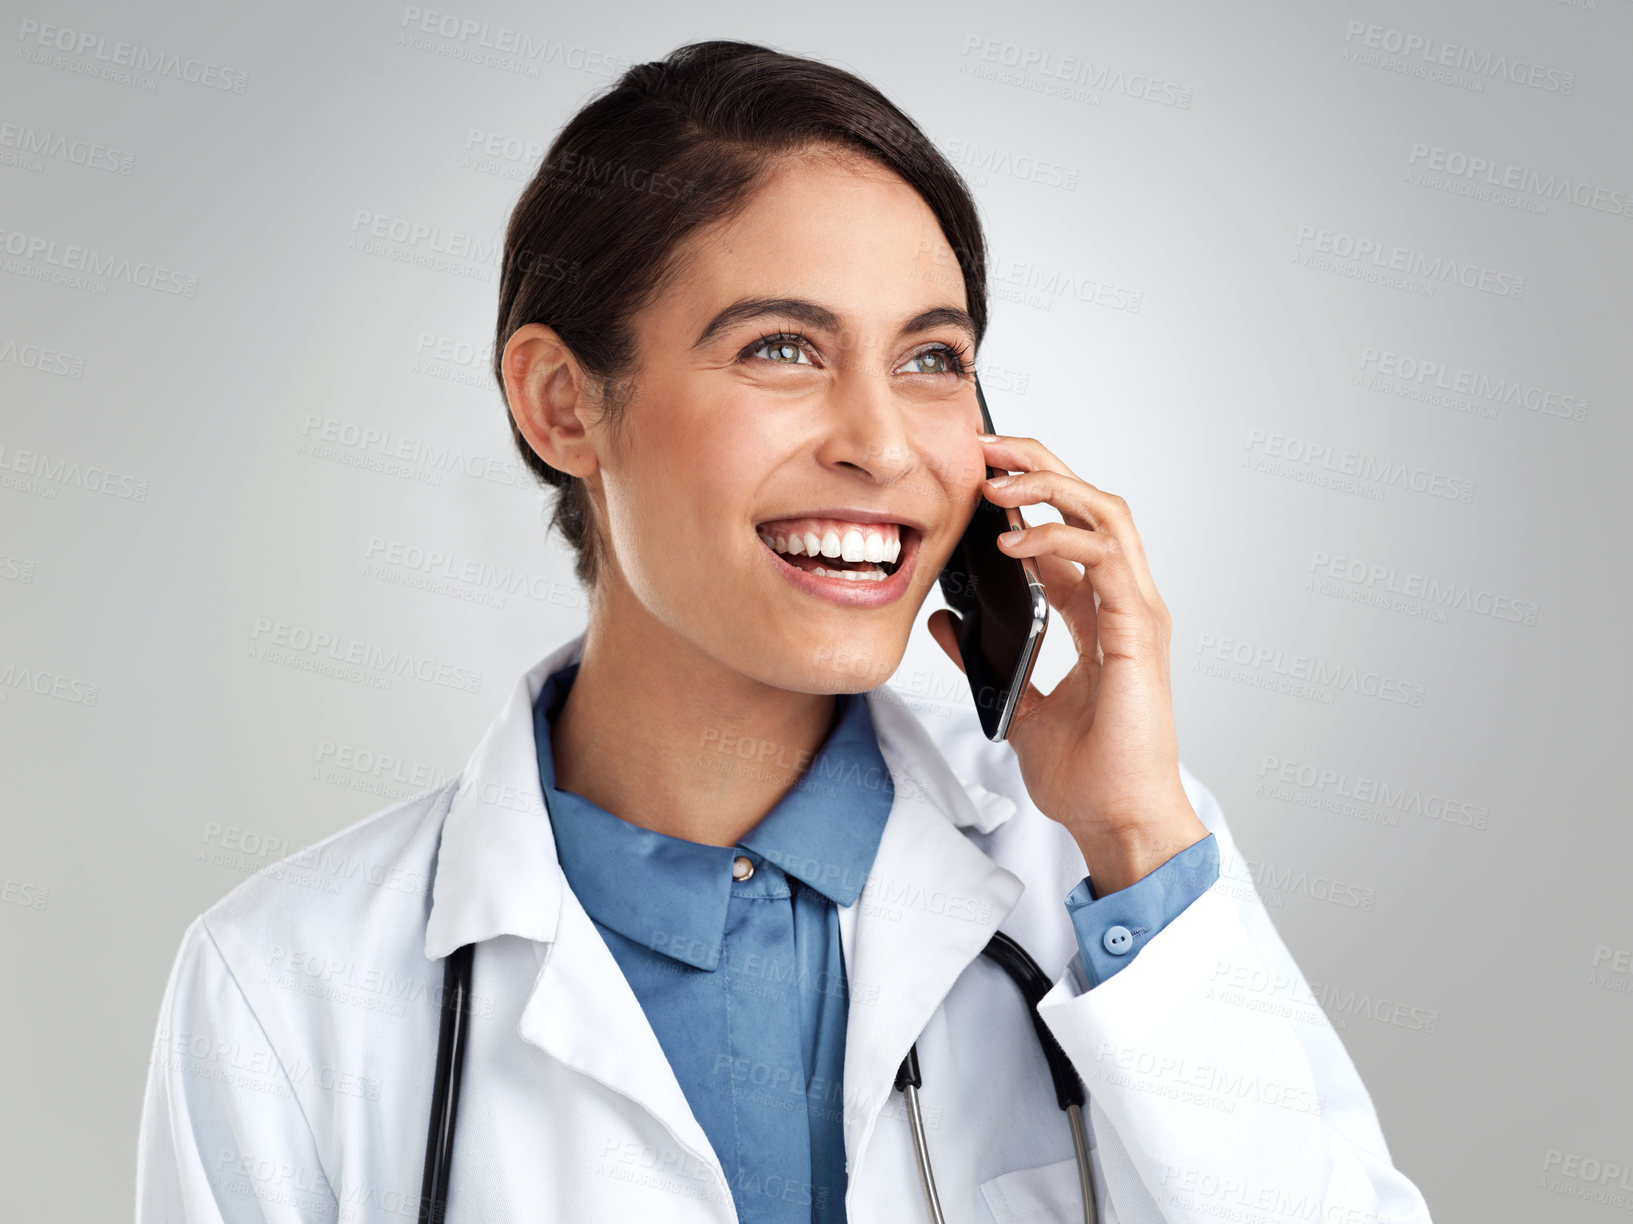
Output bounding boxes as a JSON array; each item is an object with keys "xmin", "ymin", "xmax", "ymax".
[
  {"xmin": 516, "ymin": 876, "xmax": 725, "ymax": 1178},
  {"xmin": 424, "ymin": 631, "xmax": 725, "ymax": 1186},
  {"xmin": 839, "ymin": 690, "xmax": 1027, "ymax": 1186}
]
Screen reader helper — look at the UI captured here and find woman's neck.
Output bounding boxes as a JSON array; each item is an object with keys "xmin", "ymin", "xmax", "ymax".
[{"xmin": 550, "ymin": 601, "xmax": 840, "ymax": 848}]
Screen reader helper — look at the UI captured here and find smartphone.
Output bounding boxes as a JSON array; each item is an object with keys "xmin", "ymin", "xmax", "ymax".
[{"xmin": 936, "ymin": 373, "xmax": 1049, "ymax": 741}]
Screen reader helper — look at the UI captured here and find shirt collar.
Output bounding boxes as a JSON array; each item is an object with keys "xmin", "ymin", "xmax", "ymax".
[
  {"xmin": 534, "ymin": 660, "xmax": 894, "ymax": 972},
  {"xmin": 423, "ymin": 629, "xmax": 1024, "ymax": 966}
]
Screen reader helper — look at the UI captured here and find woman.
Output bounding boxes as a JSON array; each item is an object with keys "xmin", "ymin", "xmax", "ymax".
[{"xmin": 138, "ymin": 40, "xmax": 1434, "ymax": 1224}]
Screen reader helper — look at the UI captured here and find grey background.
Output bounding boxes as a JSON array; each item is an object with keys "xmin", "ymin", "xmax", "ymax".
[{"xmin": 2, "ymin": 0, "xmax": 1628, "ymax": 1219}]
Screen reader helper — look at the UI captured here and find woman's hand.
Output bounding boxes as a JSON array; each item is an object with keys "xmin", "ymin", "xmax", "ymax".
[{"xmin": 927, "ymin": 433, "xmax": 1209, "ymax": 895}]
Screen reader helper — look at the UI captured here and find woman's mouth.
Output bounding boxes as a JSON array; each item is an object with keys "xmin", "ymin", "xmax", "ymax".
[{"xmin": 754, "ymin": 515, "xmax": 921, "ymax": 606}]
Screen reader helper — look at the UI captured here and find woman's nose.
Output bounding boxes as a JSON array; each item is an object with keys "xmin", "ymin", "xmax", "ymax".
[{"xmin": 814, "ymin": 378, "xmax": 918, "ymax": 484}]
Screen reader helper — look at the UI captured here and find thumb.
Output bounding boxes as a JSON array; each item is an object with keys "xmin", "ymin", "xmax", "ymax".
[{"xmin": 927, "ymin": 608, "xmax": 965, "ymax": 674}]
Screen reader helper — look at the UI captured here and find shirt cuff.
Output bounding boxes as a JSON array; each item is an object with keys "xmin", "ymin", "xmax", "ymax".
[{"xmin": 1064, "ymin": 833, "xmax": 1220, "ymax": 990}]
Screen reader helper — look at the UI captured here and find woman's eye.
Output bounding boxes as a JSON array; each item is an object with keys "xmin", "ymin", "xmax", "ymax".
[
  {"xmin": 747, "ymin": 335, "xmax": 815, "ymax": 366},
  {"xmin": 741, "ymin": 333, "xmax": 970, "ymax": 376},
  {"xmin": 900, "ymin": 345, "xmax": 968, "ymax": 377}
]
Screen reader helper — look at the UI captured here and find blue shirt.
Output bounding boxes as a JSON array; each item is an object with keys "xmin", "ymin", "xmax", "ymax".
[
  {"xmin": 1065, "ymin": 833, "xmax": 1219, "ymax": 988},
  {"xmin": 534, "ymin": 664, "xmax": 1218, "ymax": 1222}
]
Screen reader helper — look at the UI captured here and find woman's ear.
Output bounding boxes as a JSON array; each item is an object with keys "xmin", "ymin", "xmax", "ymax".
[{"xmin": 502, "ymin": 323, "xmax": 601, "ymax": 480}]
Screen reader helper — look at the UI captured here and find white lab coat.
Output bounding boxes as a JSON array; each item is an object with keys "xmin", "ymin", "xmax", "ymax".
[{"xmin": 137, "ymin": 631, "xmax": 1434, "ymax": 1223}]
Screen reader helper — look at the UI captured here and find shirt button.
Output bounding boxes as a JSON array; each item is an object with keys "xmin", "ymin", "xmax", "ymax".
[
  {"xmin": 1103, "ymin": 925, "xmax": 1133, "ymax": 955},
  {"xmin": 732, "ymin": 855, "xmax": 755, "ymax": 882}
]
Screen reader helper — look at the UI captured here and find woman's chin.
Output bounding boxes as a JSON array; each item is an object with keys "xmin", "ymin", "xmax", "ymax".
[{"xmin": 736, "ymin": 626, "xmax": 908, "ymax": 695}]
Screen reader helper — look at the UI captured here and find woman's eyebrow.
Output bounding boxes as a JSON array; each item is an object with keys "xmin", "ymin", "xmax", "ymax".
[{"xmin": 691, "ymin": 297, "xmax": 975, "ymax": 349}]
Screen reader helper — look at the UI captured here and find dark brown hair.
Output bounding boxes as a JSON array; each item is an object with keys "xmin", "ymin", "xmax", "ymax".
[{"xmin": 493, "ymin": 39, "xmax": 990, "ymax": 587}]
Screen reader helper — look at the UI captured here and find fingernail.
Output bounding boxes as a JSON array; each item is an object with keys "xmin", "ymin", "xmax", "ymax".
[
  {"xmin": 988, "ymin": 474, "xmax": 1014, "ymax": 487},
  {"xmin": 976, "ymin": 433, "xmax": 998, "ymax": 442}
]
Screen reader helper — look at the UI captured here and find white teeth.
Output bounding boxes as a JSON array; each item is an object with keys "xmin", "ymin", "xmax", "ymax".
[
  {"xmin": 810, "ymin": 566, "xmax": 888, "ymax": 582},
  {"xmin": 759, "ymin": 520, "xmax": 908, "ymax": 575}
]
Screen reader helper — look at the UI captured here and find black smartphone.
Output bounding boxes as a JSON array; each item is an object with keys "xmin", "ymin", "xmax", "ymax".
[{"xmin": 936, "ymin": 373, "xmax": 1049, "ymax": 741}]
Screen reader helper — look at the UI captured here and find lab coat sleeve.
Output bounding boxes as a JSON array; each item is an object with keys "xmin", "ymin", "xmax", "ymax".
[
  {"xmin": 1065, "ymin": 833, "xmax": 1220, "ymax": 989},
  {"xmin": 137, "ymin": 915, "xmax": 339, "ymax": 1223},
  {"xmin": 1035, "ymin": 774, "xmax": 1435, "ymax": 1224}
]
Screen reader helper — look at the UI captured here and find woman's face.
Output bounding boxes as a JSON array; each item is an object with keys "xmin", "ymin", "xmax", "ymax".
[{"xmin": 589, "ymin": 150, "xmax": 987, "ymax": 693}]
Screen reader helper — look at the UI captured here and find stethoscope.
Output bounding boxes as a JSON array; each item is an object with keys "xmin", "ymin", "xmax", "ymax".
[{"xmin": 420, "ymin": 833, "xmax": 1099, "ymax": 1224}]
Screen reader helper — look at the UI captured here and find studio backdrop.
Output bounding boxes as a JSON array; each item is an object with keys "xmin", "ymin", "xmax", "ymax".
[{"xmin": 1, "ymin": 1, "xmax": 1628, "ymax": 1221}]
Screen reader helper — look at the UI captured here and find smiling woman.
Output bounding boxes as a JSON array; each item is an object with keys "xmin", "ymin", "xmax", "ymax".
[
  {"xmin": 503, "ymin": 146, "xmax": 984, "ymax": 656},
  {"xmin": 137, "ymin": 38, "xmax": 1435, "ymax": 1224},
  {"xmin": 492, "ymin": 42, "xmax": 990, "ymax": 601}
]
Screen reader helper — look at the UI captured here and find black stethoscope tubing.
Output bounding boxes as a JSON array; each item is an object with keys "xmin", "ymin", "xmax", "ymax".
[
  {"xmin": 419, "ymin": 928, "xmax": 1096, "ymax": 1223},
  {"xmin": 420, "ymin": 941, "xmax": 473, "ymax": 1222}
]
